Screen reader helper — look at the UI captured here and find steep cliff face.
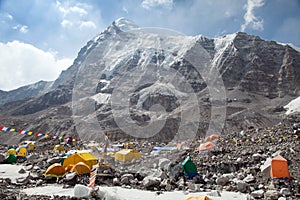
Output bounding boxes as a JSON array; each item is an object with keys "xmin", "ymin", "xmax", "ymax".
[{"xmin": 0, "ymin": 19, "xmax": 300, "ymax": 143}]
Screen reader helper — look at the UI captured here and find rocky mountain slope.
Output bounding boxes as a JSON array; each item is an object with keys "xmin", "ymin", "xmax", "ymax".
[{"xmin": 0, "ymin": 18, "xmax": 300, "ymax": 144}]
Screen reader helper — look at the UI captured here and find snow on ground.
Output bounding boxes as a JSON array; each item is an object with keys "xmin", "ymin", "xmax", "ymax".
[
  {"xmin": 284, "ymin": 96, "xmax": 300, "ymax": 115},
  {"xmin": 0, "ymin": 164, "xmax": 29, "ymax": 183},
  {"xmin": 22, "ymin": 185, "xmax": 248, "ymax": 200},
  {"xmin": 0, "ymin": 164, "xmax": 247, "ymax": 199}
]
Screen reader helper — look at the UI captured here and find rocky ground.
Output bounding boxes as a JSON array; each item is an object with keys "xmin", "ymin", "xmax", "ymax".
[{"xmin": 0, "ymin": 116, "xmax": 299, "ymax": 200}]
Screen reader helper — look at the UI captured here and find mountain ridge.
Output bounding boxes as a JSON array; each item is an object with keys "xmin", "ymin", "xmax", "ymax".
[{"xmin": 1, "ymin": 18, "xmax": 300, "ymax": 144}]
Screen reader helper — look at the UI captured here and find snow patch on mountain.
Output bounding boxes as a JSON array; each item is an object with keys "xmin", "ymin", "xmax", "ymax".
[
  {"xmin": 284, "ymin": 96, "xmax": 300, "ymax": 115},
  {"xmin": 277, "ymin": 42, "xmax": 300, "ymax": 53},
  {"xmin": 91, "ymin": 93, "xmax": 111, "ymax": 104},
  {"xmin": 212, "ymin": 33, "xmax": 236, "ymax": 66}
]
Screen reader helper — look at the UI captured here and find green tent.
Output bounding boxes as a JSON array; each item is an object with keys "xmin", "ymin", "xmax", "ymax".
[
  {"xmin": 6, "ymin": 154, "xmax": 17, "ymax": 164},
  {"xmin": 182, "ymin": 156, "xmax": 198, "ymax": 175}
]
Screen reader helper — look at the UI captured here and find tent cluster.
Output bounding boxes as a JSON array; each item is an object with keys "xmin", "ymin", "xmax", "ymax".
[
  {"xmin": 44, "ymin": 151, "xmax": 98, "ymax": 177},
  {"xmin": 0, "ymin": 125, "xmax": 80, "ymax": 143},
  {"xmin": 5, "ymin": 141, "xmax": 36, "ymax": 164}
]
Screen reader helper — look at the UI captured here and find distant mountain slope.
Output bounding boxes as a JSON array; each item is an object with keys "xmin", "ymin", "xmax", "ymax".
[{"xmin": 0, "ymin": 80, "xmax": 52, "ymax": 106}]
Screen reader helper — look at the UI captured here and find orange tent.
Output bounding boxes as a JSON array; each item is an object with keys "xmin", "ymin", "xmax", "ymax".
[
  {"xmin": 44, "ymin": 163, "xmax": 66, "ymax": 177},
  {"xmin": 205, "ymin": 134, "xmax": 220, "ymax": 142},
  {"xmin": 185, "ymin": 196, "xmax": 211, "ymax": 200},
  {"xmin": 197, "ymin": 142, "xmax": 214, "ymax": 151},
  {"xmin": 270, "ymin": 155, "xmax": 291, "ymax": 179},
  {"xmin": 70, "ymin": 162, "xmax": 91, "ymax": 175}
]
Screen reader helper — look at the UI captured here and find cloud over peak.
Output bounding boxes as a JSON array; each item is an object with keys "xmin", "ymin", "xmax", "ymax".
[
  {"xmin": 141, "ymin": 0, "xmax": 173, "ymax": 10},
  {"xmin": 241, "ymin": 0, "xmax": 265, "ymax": 32}
]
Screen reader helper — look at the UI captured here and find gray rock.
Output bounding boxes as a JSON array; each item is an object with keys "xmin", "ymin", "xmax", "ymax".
[
  {"xmin": 243, "ymin": 174, "xmax": 255, "ymax": 183},
  {"xmin": 35, "ymin": 179, "xmax": 43, "ymax": 186},
  {"xmin": 142, "ymin": 176, "xmax": 161, "ymax": 189},
  {"xmin": 113, "ymin": 177, "xmax": 120, "ymax": 186},
  {"xmin": 152, "ymin": 168, "xmax": 167, "ymax": 180},
  {"xmin": 216, "ymin": 175, "xmax": 229, "ymax": 186},
  {"xmin": 121, "ymin": 177, "xmax": 130, "ymax": 185},
  {"xmin": 280, "ymin": 188, "xmax": 291, "ymax": 196},
  {"xmin": 121, "ymin": 173, "xmax": 134, "ymax": 181},
  {"xmin": 26, "ymin": 154, "xmax": 40, "ymax": 162},
  {"xmin": 278, "ymin": 197, "xmax": 286, "ymax": 200},
  {"xmin": 0, "ymin": 154, "xmax": 6, "ymax": 163},
  {"xmin": 65, "ymin": 172, "xmax": 76, "ymax": 180},
  {"xmin": 18, "ymin": 168, "xmax": 26, "ymax": 174},
  {"xmin": 158, "ymin": 158, "xmax": 171, "ymax": 170},
  {"xmin": 236, "ymin": 180, "xmax": 249, "ymax": 193},
  {"xmin": 46, "ymin": 157, "xmax": 62, "ymax": 165},
  {"xmin": 252, "ymin": 153, "xmax": 262, "ymax": 161},
  {"xmin": 264, "ymin": 190, "xmax": 279, "ymax": 200},
  {"xmin": 167, "ymin": 162, "xmax": 182, "ymax": 180},
  {"xmin": 24, "ymin": 164, "xmax": 33, "ymax": 171},
  {"xmin": 251, "ymin": 189, "xmax": 264, "ymax": 198}
]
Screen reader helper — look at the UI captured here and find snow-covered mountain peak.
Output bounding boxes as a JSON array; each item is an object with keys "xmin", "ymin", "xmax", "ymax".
[{"xmin": 113, "ymin": 17, "xmax": 139, "ymax": 31}]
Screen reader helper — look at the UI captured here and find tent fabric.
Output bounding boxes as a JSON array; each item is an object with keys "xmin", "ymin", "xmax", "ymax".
[
  {"xmin": 44, "ymin": 163, "xmax": 66, "ymax": 177},
  {"xmin": 63, "ymin": 152, "xmax": 98, "ymax": 169},
  {"xmin": 53, "ymin": 145, "xmax": 64, "ymax": 152},
  {"xmin": 185, "ymin": 196, "xmax": 211, "ymax": 200},
  {"xmin": 260, "ymin": 157, "xmax": 272, "ymax": 180},
  {"xmin": 114, "ymin": 149, "xmax": 141, "ymax": 162},
  {"xmin": 6, "ymin": 154, "xmax": 17, "ymax": 164},
  {"xmin": 197, "ymin": 142, "xmax": 214, "ymax": 151},
  {"xmin": 182, "ymin": 156, "xmax": 198, "ymax": 175},
  {"xmin": 270, "ymin": 155, "xmax": 291, "ymax": 179},
  {"xmin": 28, "ymin": 143, "xmax": 35, "ymax": 151},
  {"xmin": 17, "ymin": 147, "xmax": 27, "ymax": 157},
  {"xmin": 7, "ymin": 148, "xmax": 17, "ymax": 156},
  {"xmin": 205, "ymin": 134, "xmax": 220, "ymax": 142},
  {"xmin": 70, "ymin": 162, "xmax": 91, "ymax": 175}
]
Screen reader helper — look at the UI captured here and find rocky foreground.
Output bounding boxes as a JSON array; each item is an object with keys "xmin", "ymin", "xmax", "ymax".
[{"xmin": 0, "ymin": 118, "xmax": 300, "ymax": 200}]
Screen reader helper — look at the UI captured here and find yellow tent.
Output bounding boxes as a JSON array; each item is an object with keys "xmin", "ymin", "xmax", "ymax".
[
  {"xmin": 53, "ymin": 144, "xmax": 64, "ymax": 153},
  {"xmin": 185, "ymin": 196, "xmax": 212, "ymax": 200},
  {"xmin": 70, "ymin": 162, "xmax": 91, "ymax": 175},
  {"xmin": 7, "ymin": 148, "xmax": 17, "ymax": 156},
  {"xmin": 44, "ymin": 163, "xmax": 66, "ymax": 177},
  {"xmin": 115, "ymin": 149, "xmax": 141, "ymax": 162},
  {"xmin": 63, "ymin": 152, "xmax": 98, "ymax": 169},
  {"xmin": 28, "ymin": 143, "xmax": 35, "ymax": 151},
  {"xmin": 17, "ymin": 147, "xmax": 27, "ymax": 157}
]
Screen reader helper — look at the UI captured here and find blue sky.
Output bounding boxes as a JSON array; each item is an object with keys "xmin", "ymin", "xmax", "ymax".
[{"xmin": 0, "ymin": 0, "xmax": 300, "ymax": 91}]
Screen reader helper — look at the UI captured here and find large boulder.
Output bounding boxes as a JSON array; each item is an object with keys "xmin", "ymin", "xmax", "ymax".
[
  {"xmin": 142, "ymin": 176, "xmax": 161, "ymax": 189},
  {"xmin": 251, "ymin": 189, "xmax": 265, "ymax": 198},
  {"xmin": 236, "ymin": 180, "xmax": 249, "ymax": 193},
  {"xmin": 264, "ymin": 190, "xmax": 279, "ymax": 200},
  {"xmin": 158, "ymin": 158, "xmax": 171, "ymax": 170},
  {"xmin": 216, "ymin": 175, "xmax": 229, "ymax": 186}
]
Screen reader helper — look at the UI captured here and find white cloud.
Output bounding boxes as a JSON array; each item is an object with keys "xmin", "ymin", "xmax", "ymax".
[
  {"xmin": 61, "ymin": 19, "xmax": 73, "ymax": 27},
  {"xmin": 241, "ymin": 0, "xmax": 265, "ymax": 31},
  {"xmin": 12, "ymin": 24, "xmax": 28, "ymax": 33},
  {"xmin": 79, "ymin": 21, "xmax": 96, "ymax": 30},
  {"xmin": 60, "ymin": 19, "xmax": 96, "ymax": 30},
  {"xmin": 55, "ymin": 0, "xmax": 98, "ymax": 32},
  {"xmin": 6, "ymin": 13, "xmax": 13, "ymax": 20},
  {"xmin": 0, "ymin": 41, "xmax": 73, "ymax": 91},
  {"xmin": 142, "ymin": 0, "xmax": 173, "ymax": 10}
]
